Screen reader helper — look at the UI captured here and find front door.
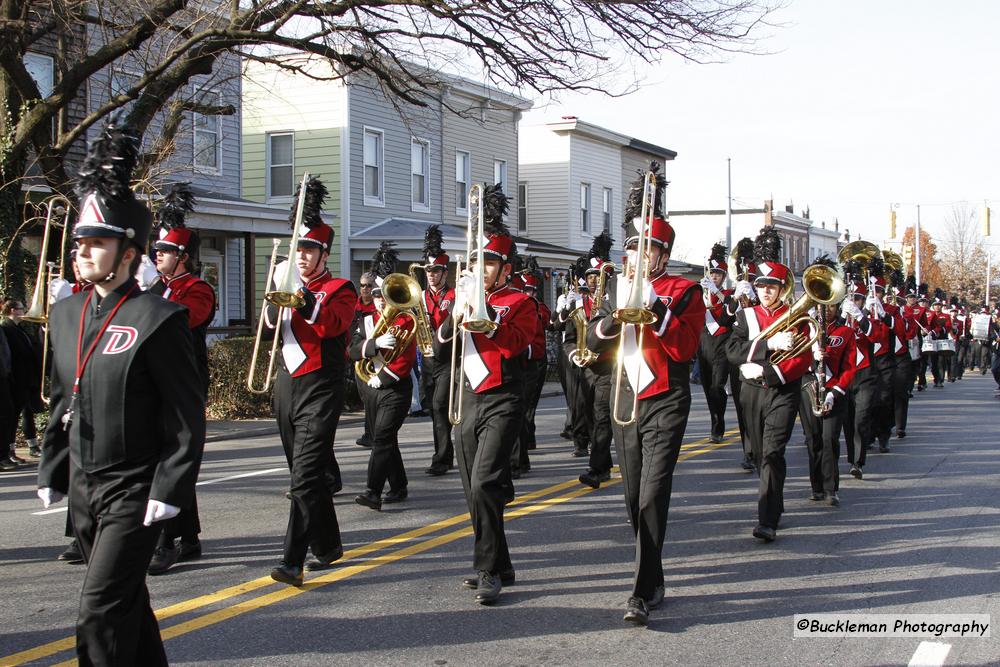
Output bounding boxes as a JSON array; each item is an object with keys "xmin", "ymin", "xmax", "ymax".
[{"xmin": 200, "ymin": 252, "xmax": 225, "ymax": 329}]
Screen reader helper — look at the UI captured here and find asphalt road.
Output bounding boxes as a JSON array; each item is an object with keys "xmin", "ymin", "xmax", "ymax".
[{"xmin": 1, "ymin": 373, "xmax": 998, "ymax": 666}]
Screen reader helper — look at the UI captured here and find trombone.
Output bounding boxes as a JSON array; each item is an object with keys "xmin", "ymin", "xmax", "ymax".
[
  {"xmin": 448, "ymin": 183, "xmax": 498, "ymax": 425},
  {"xmin": 22, "ymin": 195, "xmax": 71, "ymax": 404},
  {"xmin": 611, "ymin": 170, "xmax": 659, "ymax": 427},
  {"xmin": 246, "ymin": 172, "xmax": 310, "ymax": 394}
]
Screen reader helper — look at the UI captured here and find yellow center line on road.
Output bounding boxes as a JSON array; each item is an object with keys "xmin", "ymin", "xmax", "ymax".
[{"xmin": 4, "ymin": 431, "xmax": 738, "ymax": 667}]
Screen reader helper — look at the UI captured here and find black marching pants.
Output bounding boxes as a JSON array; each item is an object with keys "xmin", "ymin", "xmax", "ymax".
[
  {"xmin": 455, "ymin": 382, "xmax": 523, "ymax": 574},
  {"xmin": 557, "ymin": 343, "xmax": 574, "ymax": 432},
  {"xmin": 798, "ymin": 380, "xmax": 845, "ymax": 494},
  {"xmin": 952, "ymin": 340, "xmax": 968, "ymax": 378},
  {"xmin": 586, "ymin": 369, "xmax": 614, "ymax": 474},
  {"xmin": 929, "ymin": 350, "xmax": 943, "ymax": 384},
  {"xmin": 942, "ymin": 349, "xmax": 955, "ymax": 381},
  {"xmin": 69, "ymin": 462, "xmax": 167, "ymax": 667},
  {"xmin": 569, "ymin": 359, "xmax": 593, "ymax": 452},
  {"xmin": 275, "ymin": 369, "xmax": 344, "ymax": 567},
  {"xmin": 611, "ymin": 378, "xmax": 691, "ymax": 600},
  {"xmin": 893, "ymin": 355, "xmax": 913, "ymax": 433},
  {"xmin": 423, "ymin": 356, "xmax": 454, "ymax": 468},
  {"xmin": 363, "ymin": 377, "xmax": 411, "ymax": 494},
  {"xmin": 916, "ymin": 351, "xmax": 929, "ymax": 389},
  {"xmin": 698, "ymin": 331, "xmax": 731, "ymax": 439},
  {"xmin": 873, "ymin": 354, "xmax": 895, "ymax": 445},
  {"xmin": 729, "ymin": 365, "xmax": 749, "ymax": 457},
  {"xmin": 512, "ymin": 359, "xmax": 547, "ymax": 470},
  {"xmin": 740, "ymin": 379, "xmax": 800, "ymax": 529},
  {"xmin": 844, "ymin": 365, "xmax": 876, "ymax": 468},
  {"xmin": 356, "ymin": 374, "xmax": 374, "ymax": 445}
]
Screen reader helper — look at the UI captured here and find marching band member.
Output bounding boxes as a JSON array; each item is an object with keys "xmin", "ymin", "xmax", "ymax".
[
  {"xmin": 949, "ymin": 296, "xmax": 968, "ymax": 381},
  {"xmin": 350, "ymin": 242, "xmax": 414, "ymax": 509},
  {"xmin": 798, "ymin": 257, "xmax": 857, "ymax": 506},
  {"xmin": 840, "ymin": 272, "xmax": 880, "ymax": 479},
  {"xmin": 884, "ymin": 271, "xmax": 917, "ymax": 440},
  {"xmin": 587, "ymin": 165, "xmax": 706, "ymax": 625},
  {"xmin": 556, "ymin": 258, "xmax": 594, "ymax": 458},
  {"xmin": 913, "ymin": 286, "xmax": 933, "ymax": 391},
  {"xmin": 928, "ymin": 289, "xmax": 949, "ymax": 387},
  {"xmin": 576, "ymin": 234, "xmax": 618, "ymax": 489},
  {"xmin": 864, "ymin": 256, "xmax": 895, "ymax": 453},
  {"xmin": 726, "ymin": 226, "xmax": 812, "ymax": 543},
  {"xmin": 697, "ymin": 243, "xmax": 741, "ymax": 445},
  {"xmin": 728, "ymin": 237, "xmax": 758, "ymax": 470},
  {"xmin": 265, "ymin": 177, "xmax": 356, "ymax": 585},
  {"xmin": 146, "ymin": 182, "xmax": 216, "ymax": 575},
  {"xmin": 551, "ymin": 265, "xmax": 577, "ymax": 441},
  {"xmin": 37, "ymin": 120, "xmax": 205, "ymax": 665},
  {"xmin": 419, "ymin": 225, "xmax": 457, "ymax": 477},
  {"xmin": 352, "ymin": 268, "xmax": 379, "ymax": 449},
  {"xmin": 512, "ymin": 257, "xmax": 549, "ymax": 479},
  {"xmin": 438, "ymin": 185, "xmax": 535, "ymax": 605}
]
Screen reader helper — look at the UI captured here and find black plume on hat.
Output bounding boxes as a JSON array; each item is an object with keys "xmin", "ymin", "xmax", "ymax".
[
  {"xmin": 950, "ymin": 295, "xmax": 959, "ymax": 307},
  {"xmin": 370, "ymin": 241, "xmax": 398, "ymax": 279},
  {"xmin": 157, "ymin": 182, "xmax": 196, "ymax": 230},
  {"xmin": 623, "ymin": 161, "xmax": 667, "ymax": 224},
  {"xmin": 890, "ymin": 268, "xmax": 904, "ymax": 288},
  {"xmin": 574, "ymin": 255, "xmax": 589, "ymax": 278},
  {"xmin": 423, "ymin": 224, "xmax": 444, "ymax": 258},
  {"xmin": 76, "ymin": 115, "xmax": 141, "ymax": 202},
  {"xmin": 482, "ymin": 184, "xmax": 510, "ymax": 236},
  {"xmin": 289, "ymin": 176, "xmax": 328, "ymax": 229},
  {"xmin": 753, "ymin": 226, "xmax": 782, "ymax": 263},
  {"xmin": 905, "ymin": 274, "xmax": 917, "ymax": 293},
  {"xmin": 843, "ymin": 259, "xmax": 863, "ymax": 281},
  {"xmin": 934, "ymin": 287, "xmax": 945, "ymax": 302},
  {"xmin": 735, "ymin": 237, "xmax": 755, "ymax": 264},
  {"xmin": 522, "ymin": 254, "xmax": 540, "ymax": 276},
  {"xmin": 709, "ymin": 242, "xmax": 727, "ymax": 265},
  {"xmin": 589, "ymin": 231, "xmax": 613, "ymax": 262},
  {"xmin": 866, "ymin": 254, "xmax": 884, "ymax": 279},
  {"xmin": 812, "ymin": 253, "xmax": 837, "ymax": 269},
  {"xmin": 918, "ymin": 282, "xmax": 928, "ymax": 295}
]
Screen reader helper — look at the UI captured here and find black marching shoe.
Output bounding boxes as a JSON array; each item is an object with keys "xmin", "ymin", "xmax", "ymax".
[
  {"xmin": 896, "ymin": 430, "xmax": 906, "ymax": 439},
  {"xmin": 58, "ymin": 539, "xmax": 84, "ymax": 564},
  {"xmin": 710, "ymin": 434, "xmax": 725, "ymax": 444},
  {"xmin": 559, "ymin": 429, "xmax": 572, "ymax": 440},
  {"xmin": 849, "ymin": 464, "xmax": 863, "ymax": 480},
  {"xmin": 645, "ymin": 585, "xmax": 665, "ymax": 610},
  {"xmin": 810, "ymin": 491, "xmax": 825, "ymax": 501},
  {"xmin": 827, "ymin": 492, "xmax": 840, "ymax": 507},
  {"xmin": 383, "ymin": 487, "xmax": 408, "ymax": 504},
  {"xmin": 178, "ymin": 539, "xmax": 202, "ymax": 562},
  {"xmin": 425, "ymin": 464, "xmax": 449, "ymax": 476},
  {"xmin": 354, "ymin": 489, "xmax": 382, "ymax": 511},
  {"xmin": 578, "ymin": 469, "xmax": 611, "ymax": 489},
  {"xmin": 752, "ymin": 524, "xmax": 776, "ymax": 542},
  {"xmin": 571, "ymin": 446, "xmax": 588, "ymax": 458},
  {"xmin": 463, "ymin": 569, "xmax": 515, "ymax": 589},
  {"xmin": 740, "ymin": 454, "xmax": 754, "ymax": 472},
  {"xmin": 623, "ymin": 596, "xmax": 649, "ymax": 625},
  {"xmin": 270, "ymin": 562, "xmax": 304, "ymax": 587},
  {"xmin": 148, "ymin": 543, "xmax": 179, "ymax": 575},
  {"xmin": 0, "ymin": 457, "xmax": 17, "ymax": 471},
  {"xmin": 355, "ymin": 437, "xmax": 372, "ymax": 448},
  {"xmin": 879, "ymin": 442, "xmax": 891, "ymax": 453},
  {"xmin": 510, "ymin": 467, "xmax": 521, "ymax": 480},
  {"xmin": 474, "ymin": 571, "xmax": 502, "ymax": 605},
  {"xmin": 305, "ymin": 544, "xmax": 344, "ymax": 572}
]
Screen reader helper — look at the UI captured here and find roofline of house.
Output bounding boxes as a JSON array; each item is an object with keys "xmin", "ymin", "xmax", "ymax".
[{"xmin": 530, "ymin": 118, "xmax": 676, "ymax": 159}]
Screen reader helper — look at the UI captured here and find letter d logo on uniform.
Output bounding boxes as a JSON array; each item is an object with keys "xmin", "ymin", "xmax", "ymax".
[{"xmin": 103, "ymin": 325, "xmax": 139, "ymax": 355}]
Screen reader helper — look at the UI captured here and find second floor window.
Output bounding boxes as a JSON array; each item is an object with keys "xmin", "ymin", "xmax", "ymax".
[
  {"xmin": 267, "ymin": 132, "xmax": 293, "ymax": 199},
  {"xmin": 581, "ymin": 183, "xmax": 591, "ymax": 232},
  {"xmin": 517, "ymin": 182, "xmax": 527, "ymax": 233},
  {"xmin": 493, "ymin": 159, "xmax": 507, "ymax": 192},
  {"xmin": 456, "ymin": 150, "xmax": 470, "ymax": 212},
  {"xmin": 602, "ymin": 187, "xmax": 612, "ymax": 234},
  {"xmin": 24, "ymin": 52, "xmax": 54, "ymax": 139},
  {"xmin": 364, "ymin": 128, "xmax": 384, "ymax": 206},
  {"xmin": 193, "ymin": 91, "xmax": 220, "ymax": 171},
  {"xmin": 411, "ymin": 138, "xmax": 429, "ymax": 210}
]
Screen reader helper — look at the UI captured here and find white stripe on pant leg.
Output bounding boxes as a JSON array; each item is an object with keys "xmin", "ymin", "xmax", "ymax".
[{"xmin": 908, "ymin": 641, "xmax": 951, "ymax": 667}]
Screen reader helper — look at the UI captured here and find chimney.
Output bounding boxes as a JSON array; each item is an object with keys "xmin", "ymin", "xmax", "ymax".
[
  {"xmin": 844, "ymin": 229, "xmax": 850, "ymax": 242},
  {"xmin": 835, "ymin": 218, "xmax": 839, "ymax": 232},
  {"xmin": 821, "ymin": 220, "xmax": 826, "ymax": 229},
  {"xmin": 803, "ymin": 206, "xmax": 810, "ymax": 220},
  {"xmin": 764, "ymin": 199, "xmax": 773, "ymax": 226},
  {"xmin": 785, "ymin": 202, "xmax": 794, "ymax": 214}
]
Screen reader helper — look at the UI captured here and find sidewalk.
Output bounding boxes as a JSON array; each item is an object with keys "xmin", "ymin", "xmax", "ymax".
[{"xmin": 206, "ymin": 381, "xmax": 565, "ymax": 443}]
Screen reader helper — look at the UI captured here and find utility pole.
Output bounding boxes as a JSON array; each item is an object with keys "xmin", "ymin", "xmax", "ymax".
[
  {"xmin": 915, "ymin": 204, "xmax": 922, "ymax": 284},
  {"xmin": 987, "ymin": 253, "xmax": 992, "ymax": 304}
]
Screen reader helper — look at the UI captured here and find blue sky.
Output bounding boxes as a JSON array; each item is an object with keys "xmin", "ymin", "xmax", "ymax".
[{"xmin": 522, "ymin": 0, "xmax": 1000, "ymax": 247}]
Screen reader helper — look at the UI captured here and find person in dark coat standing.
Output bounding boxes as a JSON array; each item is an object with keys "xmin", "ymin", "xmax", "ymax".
[
  {"xmin": 2, "ymin": 298, "xmax": 42, "ymax": 464},
  {"xmin": 36, "ymin": 120, "xmax": 206, "ymax": 666}
]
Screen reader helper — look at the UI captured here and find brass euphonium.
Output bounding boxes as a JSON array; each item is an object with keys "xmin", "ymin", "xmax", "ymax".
[
  {"xmin": 407, "ymin": 262, "xmax": 435, "ymax": 358},
  {"xmin": 354, "ymin": 273, "xmax": 423, "ymax": 383},
  {"xmin": 569, "ymin": 262, "xmax": 617, "ymax": 368}
]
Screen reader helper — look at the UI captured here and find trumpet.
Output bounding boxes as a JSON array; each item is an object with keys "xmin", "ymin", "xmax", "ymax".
[
  {"xmin": 354, "ymin": 273, "xmax": 424, "ymax": 382},
  {"xmin": 407, "ymin": 262, "xmax": 435, "ymax": 357},
  {"xmin": 448, "ymin": 183, "xmax": 498, "ymax": 425},
  {"xmin": 246, "ymin": 173, "xmax": 311, "ymax": 393},
  {"xmin": 612, "ymin": 169, "xmax": 659, "ymax": 427}
]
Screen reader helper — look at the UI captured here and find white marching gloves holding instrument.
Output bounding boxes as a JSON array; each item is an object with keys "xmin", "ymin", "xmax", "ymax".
[
  {"xmin": 823, "ymin": 392, "xmax": 836, "ymax": 411},
  {"xmin": 272, "ymin": 260, "xmax": 303, "ymax": 293},
  {"xmin": 375, "ymin": 332, "xmax": 397, "ymax": 349},
  {"xmin": 841, "ymin": 299, "xmax": 863, "ymax": 320},
  {"xmin": 135, "ymin": 255, "xmax": 159, "ymax": 290},
  {"xmin": 143, "ymin": 500, "xmax": 180, "ymax": 527},
  {"xmin": 865, "ymin": 292, "xmax": 886, "ymax": 318},
  {"xmin": 37, "ymin": 487, "xmax": 64, "ymax": 508},
  {"xmin": 767, "ymin": 330, "xmax": 795, "ymax": 352},
  {"xmin": 740, "ymin": 363, "xmax": 764, "ymax": 380},
  {"xmin": 48, "ymin": 277, "xmax": 74, "ymax": 304},
  {"xmin": 699, "ymin": 277, "xmax": 721, "ymax": 296},
  {"xmin": 367, "ymin": 375, "xmax": 382, "ymax": 389},
  {"xmin": 734, "ymin": 280, "xmax": 754, "ymax": 301}
]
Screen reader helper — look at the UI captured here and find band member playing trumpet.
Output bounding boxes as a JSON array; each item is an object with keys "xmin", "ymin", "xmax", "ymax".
[
  {"xmin": 351, "ymin": 242, "xmax": 414, "ymax": 510},
  {"xmin": 586, "ymin": 165, "xmax": 705, "ymax": 625},
  {"xmin": 726, "ymin": 226, "xmax": 812, "ymax": 543},
  {"xmin": 697, "ymin": 243, "xmax": 741, "ymax": 445},
  {"xmin": 797, "ymin": 257, "xmax": 856, "ymax": 507},
  {"xmin": 439, "ymin": 184, "xmax": 536, "ymax": 605},
  {"xmin": 146, "ymin": 183, "xmax": 216, "ymax": 575},
  {"xmin": 266, "ymin": 176, "xmax": 356, "ymax": 585},
  {"xmin": 513, "ymin": 260, "xmax": 549, "ymax": 477},
  {"xmin": 420, "ymin": 225, "xmax": 456, "ymax": 477},
  {"xmin": 913, "ymin": 286, "xmax": 933, "ymax": 391}
]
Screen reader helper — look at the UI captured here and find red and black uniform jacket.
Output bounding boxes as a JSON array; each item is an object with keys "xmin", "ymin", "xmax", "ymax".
[
  {"xmin": 866, "ymin": 299, "xmax": 892, "ymax": 358},
  {"xmin": 150, "ymin": 271, "xmax": 216, "ymax": 387},
  {"xmin": 350, "ymin": 311, "xmax": 416, "ymax": 388},
  {"xmin": 883, "ymin": 303, "xmax": 916, "ymax": 358},
  {"xmin": 847, "ymin": 309, "xmax": 880, "ymax": 371},
  {"xmin": 424, "ymin": 285, "xmax": 455, "ymax": 332},
  {"xmin": 704, "ymin": 288, "xmax": 737, "ymax": 337},
  {"xmin": 819, "ymin": 319, "xmax": 858, "ymax": 396},
  {"xmin": 588, "ymin": 271, "xmax": 705, "ymax": 400},
  {"xmin": 932, "ymin": 312, "xmax": 951, "ymax": 341},
  {"xmin": 528, "ymin": 299, "xmax": 551, "ymax": 362},
  {"xmin": 264, "ymin": 269, "xmax": 357, "ymax": 378},
  {"xmin": 725, "ymin": 301, "xmax": 812, "ymax": 388},
  {"xmin": 436, "ymin": 283, "xmax": 535, "ymax": 393}
]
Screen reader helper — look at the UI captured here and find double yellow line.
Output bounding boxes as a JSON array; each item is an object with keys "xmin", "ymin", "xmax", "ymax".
[{"xmin": 2, "ymin": 432, "xmax": 737, "ymax": 667}]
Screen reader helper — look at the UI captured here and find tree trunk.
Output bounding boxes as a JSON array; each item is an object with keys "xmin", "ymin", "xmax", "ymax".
[{"xmin": 0, "ymin": 165, "xmax": 29, "ymax": 302}]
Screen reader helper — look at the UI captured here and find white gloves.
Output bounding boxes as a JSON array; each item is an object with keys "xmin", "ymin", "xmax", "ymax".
[
  {"xmin": 699, "ymin": 277, "xmax": 721, "ymax": 296},
  {"xmin": 740, "ymin": 362, "xmax": 764, "ymax": 380},
  {"xmin": 272, "ymin": 260, "xmax": 303, "ymax": 292},
  {"xmin": 841, "ymin": 300, "xmax": 863, "ymax": 320},
  {"xmin": 135, "ymin": 255, "xmax": 159, "ymax": 290},
  {"xmin": 556, "ymin": 294, "xmax": 567, "ymax": 311},
  {"xmin": 367, "ymin": 375, "xmax": 382, "ymax": 389},
  {"xmin": 866, "ymin": 293, "xmax": 885, "ymax": 318},
  {"xmin": 642, "ymin": 279, "xmax": 658, "ymax": 308},
  {"xmin": 48, "ymin": 277, "xmax": 74, "ymax": 304},
  {"xmin": 143, "ymin": 499, "xmax": 181, "ymax": 527},
  {"xmin": 566, "ymin": 289, "xmax": 578, "ymax": 309},
  {"xmin": 823, "ymin": 392, "xmax": 835, "ymax": 411},
  {"xmin": 37, "ymin": 487, "xmax": 64, "ymax": 508},
  {"xmin": 767, "ymin": 330, "xmax": 795, "ymax": 352},
  {"xmin": 734, "ymin": 280, "xmax": 754, "ymax": 301},
  {"xmin": 453, "ymin": 269, "xmax": 475, "ymax": 317},
  {"xmin": 375, "ymin": 332, "xmax": 397, "ymax": 349}
]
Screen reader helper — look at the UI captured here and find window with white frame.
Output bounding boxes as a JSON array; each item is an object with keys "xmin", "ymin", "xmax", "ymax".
[
  {"xmin": 24, "ymin": 52, "xmax": 54, "ymax": 139},
  {"xmin": 411, "ymin": 138, "xmax": 429, "ymax": 211},
  {"xmin": 580, "ymin": 183, "xmax": 591, "ymax": 232},
  {"xmin": 363, "ymin": 128, "xmax": 384, "ymax": 206},
  {"xmin": 602, "ymin": 187, "xmax": 612, "ymax": 234},
  {"xmin": 517, "ymin": 182, "xmax": 527, "ymax": 233},
  {"xmin": 493, "ymin": 159, "xmax": 507, "ymax": 192},
  {"xmin": 455, "ymin": 150, "xmax": 470, "ymax": 212},
  {"xmin": 266, "ymin": 132, "xmax": 294, "ymax": 199},
  {"xmin": 193, "ymin": 90, "xmax": 221, "ymax": 171}
]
